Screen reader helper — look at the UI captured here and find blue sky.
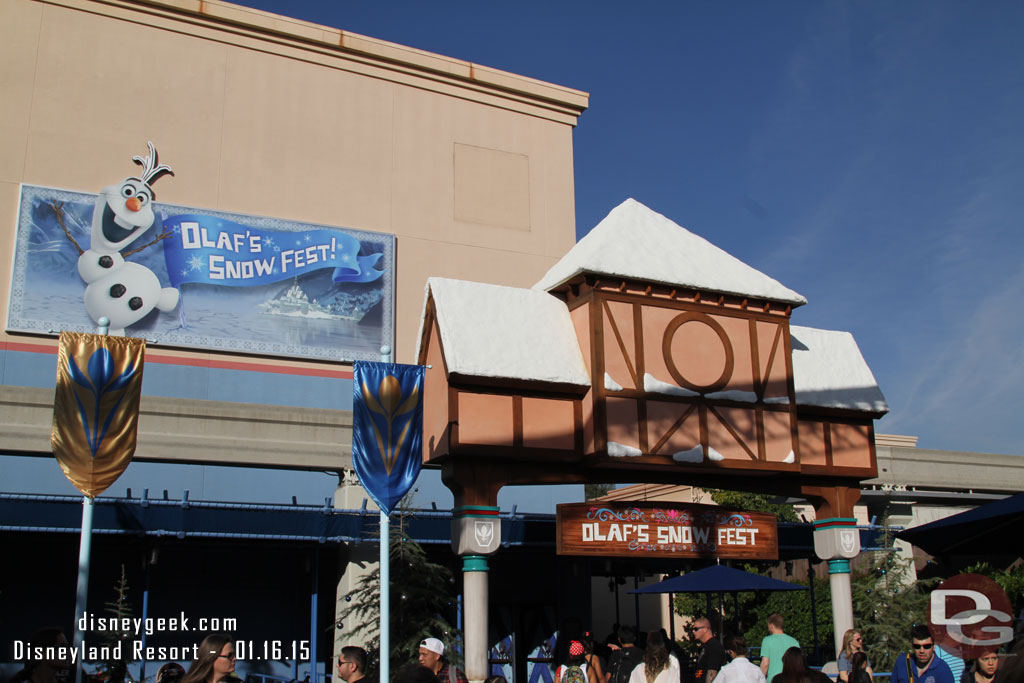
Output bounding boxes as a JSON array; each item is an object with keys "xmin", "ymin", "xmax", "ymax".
[{"xmin": 226, "ymin": 0, "xmax": 1024, "ymax": 456}]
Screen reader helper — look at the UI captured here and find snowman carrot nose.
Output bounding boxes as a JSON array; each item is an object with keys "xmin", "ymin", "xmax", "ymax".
[{"xmin": 125, "ymin": 196, "xmax": 142, "ymax": 212}]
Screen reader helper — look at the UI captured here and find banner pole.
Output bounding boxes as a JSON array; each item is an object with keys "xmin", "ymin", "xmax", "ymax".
[
  {"xmin": 72, "ymin": 316, "xmax": 107, "ymax": 683},
  {"xmin": 379, "ymin": 345, "xmax": 391, "ymax": 683},
  {"xmin": 73, "ymin": 496, "xmax": 94, "ymax": 683}
]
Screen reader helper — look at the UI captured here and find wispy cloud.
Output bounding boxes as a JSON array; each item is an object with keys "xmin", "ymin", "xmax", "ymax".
[
  {"xmin": 741, "ymin": 3, "xmax": 1024, "ymax": 452},
  {"xmin": 886, "ymin": 257, "xmax": 1024, "ymax": 448}
]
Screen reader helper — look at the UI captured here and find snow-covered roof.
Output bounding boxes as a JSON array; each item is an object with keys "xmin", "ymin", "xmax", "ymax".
[
  {"xmin": 417, "ymin": 281, "xmax": 885, "ymax": 415},
  {"xmin": 418, "ymin": 277, "xmax": 591, "ymax": 387},
  {"xmin": 533, "ymin": 198, "xmax": 807, "ymax": 306},
  {"xmin": 791, "ymin": 325, "xmax": 888, "ymax": 414}
]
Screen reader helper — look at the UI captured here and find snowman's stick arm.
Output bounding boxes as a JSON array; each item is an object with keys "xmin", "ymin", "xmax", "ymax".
[
  {"xmin": 50, "ymin": 200, "xmax": 84, "ymax": 255},
  {"xmin": 122, "ymin": 228, "xmax": 173, "ymax": 257}
]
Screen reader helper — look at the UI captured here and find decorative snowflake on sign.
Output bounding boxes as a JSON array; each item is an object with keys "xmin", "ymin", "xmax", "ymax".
[{"xmin": 187, "ymin": 255, "xmax": 204, "ymax": 272}]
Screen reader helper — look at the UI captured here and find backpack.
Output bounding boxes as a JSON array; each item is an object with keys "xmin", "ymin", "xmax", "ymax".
[
  {"xmin": 610, "ymin": 647, "xmax": 644, "ymax": 683},
  {"xmin": 562, "ymin": 665, "xmax": 587, "ymax": 683}
]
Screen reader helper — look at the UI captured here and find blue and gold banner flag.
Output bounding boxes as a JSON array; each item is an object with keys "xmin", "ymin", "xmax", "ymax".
[
  {"xmin": 52, "ymin": 332, "xmax": 145, "ymax": 497},
  {"xmin": 352, "ymin": 361, "xmax": 425, "ymax": 515}
]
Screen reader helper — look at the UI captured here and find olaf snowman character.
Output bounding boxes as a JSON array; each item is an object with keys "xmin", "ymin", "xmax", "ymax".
[{"xmin": 77, "ymin": 142, "xmax": 179, "ymax": 336}]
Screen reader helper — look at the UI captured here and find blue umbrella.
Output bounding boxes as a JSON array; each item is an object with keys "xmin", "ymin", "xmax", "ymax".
[
  {"xmin": 896, "ymin": 492, "xmax": 1024, "ymax": 559},
  {"xmin": 631, "ymin": 564, "xmax": 808, "ymax": 594}
]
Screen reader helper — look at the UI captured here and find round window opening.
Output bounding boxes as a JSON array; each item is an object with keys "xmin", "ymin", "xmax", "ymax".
[{"xmin": 661, "ymin": 312, "xmax": 734, "ymax": 393}]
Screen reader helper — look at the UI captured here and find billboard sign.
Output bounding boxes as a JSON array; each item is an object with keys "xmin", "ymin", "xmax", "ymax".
[
  {"xmin": 556, "ymin": 501, "xmax": 778, "ymax": 560},
  {"xmin": 8, "ymin": 183, "xmax": 394, "ymax": 362}
]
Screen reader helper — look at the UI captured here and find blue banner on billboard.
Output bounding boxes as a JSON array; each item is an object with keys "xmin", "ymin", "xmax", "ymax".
[
  {"xmin": 7, "ymin": 184, "xmax": 394, "ymax": 361},
  {"xmin": 162, "ymin": 214, "xmax": 384, "ymax": 287},
  {"xmin": 352, "ymin": 361, "xmax": 425, "ymax": 515}
]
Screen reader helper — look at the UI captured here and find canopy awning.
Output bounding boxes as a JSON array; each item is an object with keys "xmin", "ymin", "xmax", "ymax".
[
  {"xmin": 896, "ymin": 492, "xmax": 1024, "ymax": 560},
  {"xmin": 630, "ymin": 563, "xmax": 808, "ymax": 594}
]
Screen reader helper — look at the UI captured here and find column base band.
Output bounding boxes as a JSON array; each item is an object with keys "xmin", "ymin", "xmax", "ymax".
[
  {"xmin": 463, "ymin": 554, "xmax": 489, "ymax": 572},
  {"xmin": 828, "ymin": 559, "xmax": 851, "ymax": 574}
]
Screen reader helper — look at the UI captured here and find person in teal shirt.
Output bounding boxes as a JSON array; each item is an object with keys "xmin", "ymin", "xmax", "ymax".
[{"xmin": 758, "ymin": 614, "xmax": 799, "ymax": 683}]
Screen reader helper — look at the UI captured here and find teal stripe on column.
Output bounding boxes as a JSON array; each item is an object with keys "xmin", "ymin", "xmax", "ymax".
[
  {"xmin": 814, "ymin": 517, "xmax": 857, "ymax": 528},
  {"xmin": 828, "ymin": 559, "xmax": 851, "ymax": 574},
  {"xmin": 454, "ymin": 505, "xmax": 499, "ymax": 515},
  {"xmin": 463, "ymin": 555, "xmax": 489, "ymax": 572}
]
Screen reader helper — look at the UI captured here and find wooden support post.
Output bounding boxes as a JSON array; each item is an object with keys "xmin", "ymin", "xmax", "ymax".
[
  {"xmin": 443, "ymin": 462, "xmax": 504, "ymax": 683},
  {"xmin": 802, "ymin": 485, "xmax": 861, "ymax": 657}
]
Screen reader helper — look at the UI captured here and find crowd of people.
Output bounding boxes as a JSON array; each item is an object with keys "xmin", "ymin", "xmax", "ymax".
[{"xmin": 547, "ymin": 614, "xmax": 1021, "ymax": 683}]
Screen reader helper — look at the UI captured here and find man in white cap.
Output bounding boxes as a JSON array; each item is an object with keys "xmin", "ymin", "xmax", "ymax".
[{"xmin": 418, "ymin": 637, "xmax": 468, "ymax": 683}]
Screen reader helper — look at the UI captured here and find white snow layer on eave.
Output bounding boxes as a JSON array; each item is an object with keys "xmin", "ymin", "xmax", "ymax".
[
  {"xmin": 419, "ymin": 277, "xmax": 591, "ymax": 387},
  {"xmin": 790, "ymin": 325, "xmax": 889, "ymax": 414},
  {"xmin": 533, "ymin": 198, "xmax": 807, "ymax": 306}
]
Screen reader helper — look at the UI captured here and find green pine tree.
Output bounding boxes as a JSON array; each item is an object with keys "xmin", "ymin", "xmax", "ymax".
[
  {"xmin": 850, "ymin": 520, "xmax": 938, "ymax": 671},
  {"xmin": 92, "ymin": 565, "xmax": 137, "ymax": 683},
  {"xmin": 340, "ymin": 510, "xmax": 460, "ymax": 677}
]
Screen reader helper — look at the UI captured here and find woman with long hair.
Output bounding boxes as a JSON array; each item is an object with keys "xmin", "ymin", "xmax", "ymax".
[
  {"xmin": 838, "ymin": 630, "xmax": 873, "ymax": 683},
  {"xmin": 628, "ymin": 631, "xmax": 678, "ymax": 683},
  {"xmin": 182, "ymin": 635, "xmax": 236, "ymax": 683},
  {"xmin": 582, "ymin": 635, "xmax": 609, "ymax": 683},
  {"xmin": 848, "ymin": 653, "xmax": 872, "ymax": 683},
  {"xmin": 772, "ymin": 647, "xmax": 807, "ymax": 683}
]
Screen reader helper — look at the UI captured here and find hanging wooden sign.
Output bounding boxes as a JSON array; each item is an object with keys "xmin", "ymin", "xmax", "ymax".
[{"xmin": 556, "ymin": 501, "xmax": 778, "ymax": 560}]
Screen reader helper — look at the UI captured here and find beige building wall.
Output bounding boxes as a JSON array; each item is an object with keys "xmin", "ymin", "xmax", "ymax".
[{"xmin": 0, "ymin": 0, "xmax": 587, "ymax": 365}]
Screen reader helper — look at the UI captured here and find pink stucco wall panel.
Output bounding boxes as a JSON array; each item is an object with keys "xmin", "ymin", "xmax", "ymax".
[
  {"xmin": 522, "ymin": 397, "xmax": 575, "ymax": 450},
  {"xmin": 646, "ymin": 400, "xmax": 701, "ymax": 457},
  {"xmin": 797, "ymin": 419, "xmax": 827, "ymax": 466},
  {"xmin": 457, "ymin": 392, "xmax": 514, "ymax": 447},
  {"xmin": 830, "ymin": 421, "xmax": 872, "ymax": 469}
]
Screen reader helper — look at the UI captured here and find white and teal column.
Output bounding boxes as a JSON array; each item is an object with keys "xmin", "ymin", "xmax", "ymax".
[
  {"xmin": 813, "ymin": 518, "xmax": 859, "ymax": 656},
  {"xmin": 452, "ymin": 506, "xmax": 501, "ymax": 683}
]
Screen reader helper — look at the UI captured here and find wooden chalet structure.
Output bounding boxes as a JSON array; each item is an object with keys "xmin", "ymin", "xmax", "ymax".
[{"xmin": 417, "ymin": 198, "xmax": 888, "ymax": 519}]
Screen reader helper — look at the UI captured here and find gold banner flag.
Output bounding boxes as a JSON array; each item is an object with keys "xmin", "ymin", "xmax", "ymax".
[{"xmin": 51, "ymin": 332, "xmax": 146, "ymax": 497}]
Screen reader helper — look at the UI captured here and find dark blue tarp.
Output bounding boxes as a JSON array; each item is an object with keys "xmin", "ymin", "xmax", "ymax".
[
  {"xmin": 630, "ymin": 563, "xmax": 807, "ymax": 593},
  {"xmin": 896, "ymin": 492, "xmax": 1024, "ymax": 558},
  {"xmin": 0, "ymin": 493, "xmax": 544, "ymax": 546}
]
